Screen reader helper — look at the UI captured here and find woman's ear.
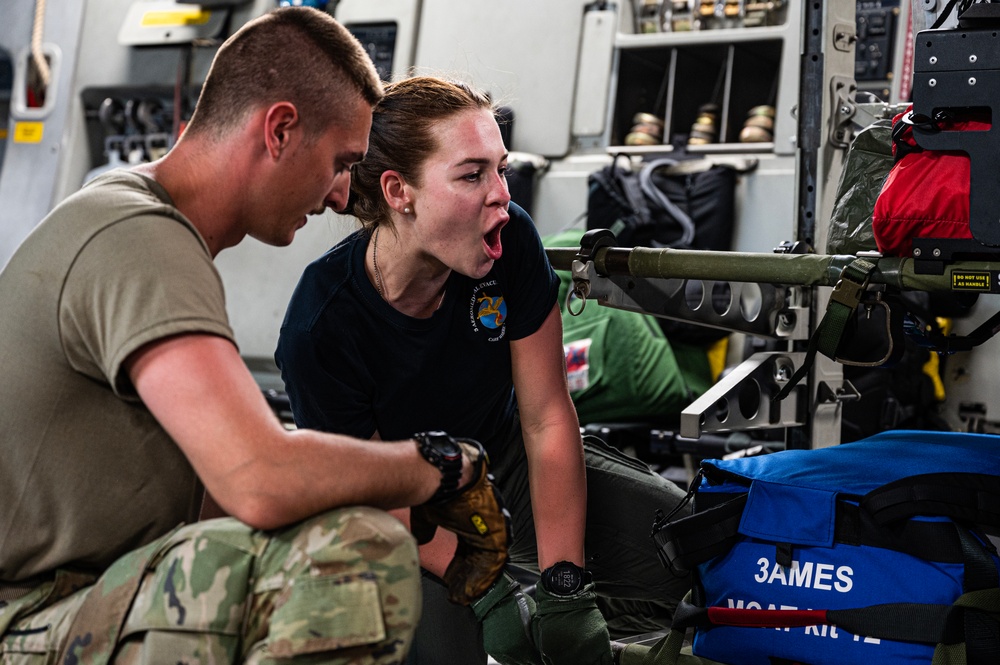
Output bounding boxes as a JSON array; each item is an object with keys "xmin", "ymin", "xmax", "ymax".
[{"xmin": 380, "ymin": 170, "xmax": 412, "ymax": 215}]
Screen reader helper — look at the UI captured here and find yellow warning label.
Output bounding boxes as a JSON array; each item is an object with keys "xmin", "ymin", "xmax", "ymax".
[
  {"xmin": 0, "ymin": 128, "xmax": 8, "ymax": 140},
  {"xmin": 13, "ymin": 122, "xmax": 44, "ymax": 144},
  {"xmin": 141, "ymin": 9, "xmax": 211, "ymax": 27},
  {"xmin": 952, "ymin": 271, "xmax": 991, "ymax": 291}
]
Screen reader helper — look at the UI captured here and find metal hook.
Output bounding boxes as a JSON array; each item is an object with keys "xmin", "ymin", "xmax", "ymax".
[{"xmin": 566, "ymin": 284, "xmax": 588, "ymax": 317}]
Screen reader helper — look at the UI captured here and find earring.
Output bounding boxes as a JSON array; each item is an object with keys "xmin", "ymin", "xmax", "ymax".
[{"xmin": 403, "ymin": 207, "xmax": 411, "ymax": 214}]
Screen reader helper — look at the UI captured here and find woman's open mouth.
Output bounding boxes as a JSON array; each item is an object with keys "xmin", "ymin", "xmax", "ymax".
[{"xmin": 484, "ymin": 221, "xmax": 505, "ymax": 260}]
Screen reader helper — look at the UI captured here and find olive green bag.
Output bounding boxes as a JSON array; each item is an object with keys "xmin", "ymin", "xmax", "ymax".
[
  {"xmin": 546, "ymin": 230, "xmax": 712, "ymax": 425},
  {"xmin": 826, "ymin": 118, "xmax": 893, "ymax": 255}
]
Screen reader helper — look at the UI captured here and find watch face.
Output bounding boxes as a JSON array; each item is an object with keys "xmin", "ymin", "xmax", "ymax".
[
  {"xmin": 436, "ymin": 437, "xmax": 462, "ymax": 460},
  {"xmin": 423, "ymin": 432, "xmax": 462, "ymax": 461},
  {"xmin": 547, "ymin": 562, "xmax": 583, "ymax": 594}
]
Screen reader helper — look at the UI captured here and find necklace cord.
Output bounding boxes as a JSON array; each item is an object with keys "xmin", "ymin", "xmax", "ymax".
[{"xmin": 372, "ymin": 226, "xmax": 384, "ymax": 299}]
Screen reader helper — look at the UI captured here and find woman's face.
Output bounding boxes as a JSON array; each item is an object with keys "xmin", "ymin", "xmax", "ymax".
[{"xmin": 406, "ymin": 107, "xmax": 511, "ymax": 280}]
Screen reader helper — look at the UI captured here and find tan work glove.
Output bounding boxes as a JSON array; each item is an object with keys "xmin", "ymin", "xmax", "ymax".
[{"xmin": 410, "ymin": 439, "xmax": 512, "ymax": 605}]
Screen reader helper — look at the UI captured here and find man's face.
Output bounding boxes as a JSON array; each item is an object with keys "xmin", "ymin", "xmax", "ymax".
[{"xmin": 253, "ymin": 94, "xmax": 372, "ymax": 247}]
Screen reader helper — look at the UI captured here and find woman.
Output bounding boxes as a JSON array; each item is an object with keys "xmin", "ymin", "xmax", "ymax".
[{"xmin": 275, "ymin": 76, "xmax": 691, "ymax": 665}]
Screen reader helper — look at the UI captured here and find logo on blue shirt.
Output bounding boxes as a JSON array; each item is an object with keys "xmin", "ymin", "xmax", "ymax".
[
  {"xmin": 476, "ymin": 295, "xmax": 506, "ymax": 329},
  {"xmin": 469, "ymin": 280, "xmax": 507, "ymax": 341}
]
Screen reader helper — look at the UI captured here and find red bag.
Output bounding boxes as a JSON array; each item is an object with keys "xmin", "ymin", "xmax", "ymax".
[{"xmin": 871, "ymin": 107, "xmax": 990, "ymax": 257}]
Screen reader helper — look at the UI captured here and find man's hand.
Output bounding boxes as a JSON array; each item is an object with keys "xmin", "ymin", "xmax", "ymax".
[
  {"xmin": 410, "ymin": 439, "xmax": 511, "ymax": 604},
  {"xmin": 533, "ymin": 579, "xmax": 613, "ymax": 665}
]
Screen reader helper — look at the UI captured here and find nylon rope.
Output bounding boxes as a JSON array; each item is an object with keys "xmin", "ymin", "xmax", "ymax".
[{"xmin": 32, "ymin": 0, "xmax": 50, "ymax": 87}]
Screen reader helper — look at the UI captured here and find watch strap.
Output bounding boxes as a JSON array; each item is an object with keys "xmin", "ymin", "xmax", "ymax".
[{"xmin": 414, "ymin": 430, "xmax": 464, "ymax": 504}]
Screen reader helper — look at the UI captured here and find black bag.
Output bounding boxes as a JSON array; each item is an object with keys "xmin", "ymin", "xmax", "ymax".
[
  {"xmin": 587, "ymin": 156, "xmax": 737, "ymax": 251},
  {"xmin": 587, "ymin": 157, "xmax": 741, "ymax": 345}
]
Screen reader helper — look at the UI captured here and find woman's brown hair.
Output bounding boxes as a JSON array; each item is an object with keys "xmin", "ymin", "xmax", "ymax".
[{"xmin": 350, "ymin": 76, "xmax": 498, "ymax": 231}]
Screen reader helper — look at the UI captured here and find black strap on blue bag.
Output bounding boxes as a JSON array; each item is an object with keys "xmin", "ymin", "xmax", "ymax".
[
  {"xmin": 862, "ymin": 472, "xmax": 1000, "ymax": 527},
  {"xmin": 670, "ymin": 595, "xmax": 986, "ymax": 648},
  {"xmin": 652, "ymin": 493, "xmax": 973, "ymax": 574},
  {"xmin": 864, "ymin": 474, "xmax": 1000, "ymax": 661},
  {"xmin": 653, "ymin": 494, "xmax": 748, "ymax": 575},
  {"xmin": 957, "ymin": 528, "xmax": 1000, "ymax": 665}
]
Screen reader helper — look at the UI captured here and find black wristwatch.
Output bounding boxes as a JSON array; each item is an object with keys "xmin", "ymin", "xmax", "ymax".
[
  {"xmin": 414, "ymin": 430, "xmax": 464, "ymax": 503},
  {"xmin": 540, "ymin": 561, "xmax": 591, "ymax": 596}
]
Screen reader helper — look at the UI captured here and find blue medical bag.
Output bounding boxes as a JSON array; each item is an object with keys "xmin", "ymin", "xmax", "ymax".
[{"xmin": 653, "ymin": 430, "xmax": 1000, "ymax": 665}]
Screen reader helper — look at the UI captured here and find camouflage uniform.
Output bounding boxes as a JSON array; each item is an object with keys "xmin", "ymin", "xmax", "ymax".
[{"xmin": 0, "ymin": 507, "xmax": 420, "ymax": 665}]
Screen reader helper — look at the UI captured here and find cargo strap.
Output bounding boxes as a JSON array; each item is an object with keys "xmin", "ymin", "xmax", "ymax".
[
  {"xmin": 774, "ymin": 257, "xmax": 878, "ymax": 401},
  {"xmin": 670, "ymin": 589, "xmax": 1000, "ymax": 647},
  {"xmin": 631, "ymin": 588, "xmax": 1000, "ymax": 665},
  {"xmin": 863, "ymin": 472, "xmax": 1000, "ymax": 527},
  {"xmin": 653, "ymin": 492, "xmax": 984, "ymax": 575},
  {"xmin": 654, "ymin": 471, "xmax": 1000, "ymax": 571}
]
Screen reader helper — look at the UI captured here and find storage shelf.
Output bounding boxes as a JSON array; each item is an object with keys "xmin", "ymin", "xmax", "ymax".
[
  {"xmin": 686, "ymin": 142, "xmax": 775, "ymax": 154},
  {"xmin": 605, "ymin": 144, "xmax": 676, "ymax": 156},
  {"xmin": 616, "ymin": 24, "xmax": 790, "ymax": 49},
  {"xmin": 606, "ymin": 142, "xmax": 775, "ymax": 156}
]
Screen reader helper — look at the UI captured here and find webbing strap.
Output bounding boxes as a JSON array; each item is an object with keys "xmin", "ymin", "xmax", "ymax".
[
  {"xmin": 618, "ymin": 164, "xmax": 653, "ymax": 229},
  {"xmin": 862, "ymin": 473, "xmax": 1000, "ymax": 528},
  {"xmin": 774, "ymin": 258, "xmax": 878, "ymax": 401},
  {"xmin": 933, "ymin": 589, "xmax": 1000, "ymax": 665},
  {"xmin": 640, "ymin": 159, "xmax": 696, "ymax": 247},
  {"xmin": 590, "ymin": 158, "xmax": 650, "ymax": 234},
  {"xmin": 670, "ymin": 587, "xmax": 1000, "ymax": 661},
  {"xmin": 676, "ymin": 599, "xmax": 954, "ymax": 646},
  {"xmin": 652, "ymin": 495, "xmax": 747, "ymax": 574},
  {"xmin": 957, "ymin": 528, "xmax": 1000, "ymax": 665},
  {"xmin": 653, "ymin": 493, "xmax": 976, "ymax": 574}
]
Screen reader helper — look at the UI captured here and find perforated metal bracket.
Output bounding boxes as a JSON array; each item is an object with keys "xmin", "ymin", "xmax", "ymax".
[
  {"xmin": 680, "ymin": 352, "xmax": 807, "ymax": 438},
  {"xmin": 584, "ymin": 273, "xmax": 810, "ymax": 340}
]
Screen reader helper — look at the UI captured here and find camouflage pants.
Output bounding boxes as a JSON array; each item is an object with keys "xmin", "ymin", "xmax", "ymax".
[{"xmin": 0, "ymin": 506, "xmax": 420, "ymax": 665}]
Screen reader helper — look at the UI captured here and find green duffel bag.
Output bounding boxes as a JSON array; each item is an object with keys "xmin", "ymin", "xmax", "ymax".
[{"xmin": 546, "ymin": 229, "xmax": 713, "ymax": 425}]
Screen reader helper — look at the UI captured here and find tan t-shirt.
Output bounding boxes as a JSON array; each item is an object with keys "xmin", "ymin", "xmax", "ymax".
[{"xmin": 0, "ymin": 170, "xmax": 235, "ymax": 581}]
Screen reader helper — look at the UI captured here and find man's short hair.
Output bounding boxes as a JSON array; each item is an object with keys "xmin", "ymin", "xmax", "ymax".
[{"xmin": 185, "ymin": 7, "xmax": 383, "ymax": 141}]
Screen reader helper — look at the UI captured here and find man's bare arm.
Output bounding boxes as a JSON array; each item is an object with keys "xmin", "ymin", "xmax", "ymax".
[{"xmin": 128, "ymin": 333, "xmax": 447, "ymax": 529}]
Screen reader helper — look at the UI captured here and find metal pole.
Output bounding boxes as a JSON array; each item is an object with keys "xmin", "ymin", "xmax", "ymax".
[{"xmin": 546, "ymin": 245, "xmax": 1000, "ymax": 294}]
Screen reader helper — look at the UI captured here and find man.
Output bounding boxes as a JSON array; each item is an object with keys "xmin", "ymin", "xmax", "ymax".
[{"xmin": 0, "ymin": 7, "xmax": 507, "ymax": 664}]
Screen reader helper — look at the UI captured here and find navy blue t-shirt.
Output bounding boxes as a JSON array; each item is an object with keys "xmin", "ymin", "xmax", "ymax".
[{"xmin": 275, "ymin": 203, "xmax": 560, "ymax": 455}]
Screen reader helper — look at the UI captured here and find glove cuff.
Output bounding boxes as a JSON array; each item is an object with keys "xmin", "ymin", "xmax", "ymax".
[
  {"xmin": 456, "ymin": 439, "xmax": 486, "ymax": 489},
  {"xmin": 535, "ymin": 580, "xmax": 599, "ymax": 613},
  {"xmin": 471, "ymin": 570, "xmax": 518, "ymax": 620}
]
